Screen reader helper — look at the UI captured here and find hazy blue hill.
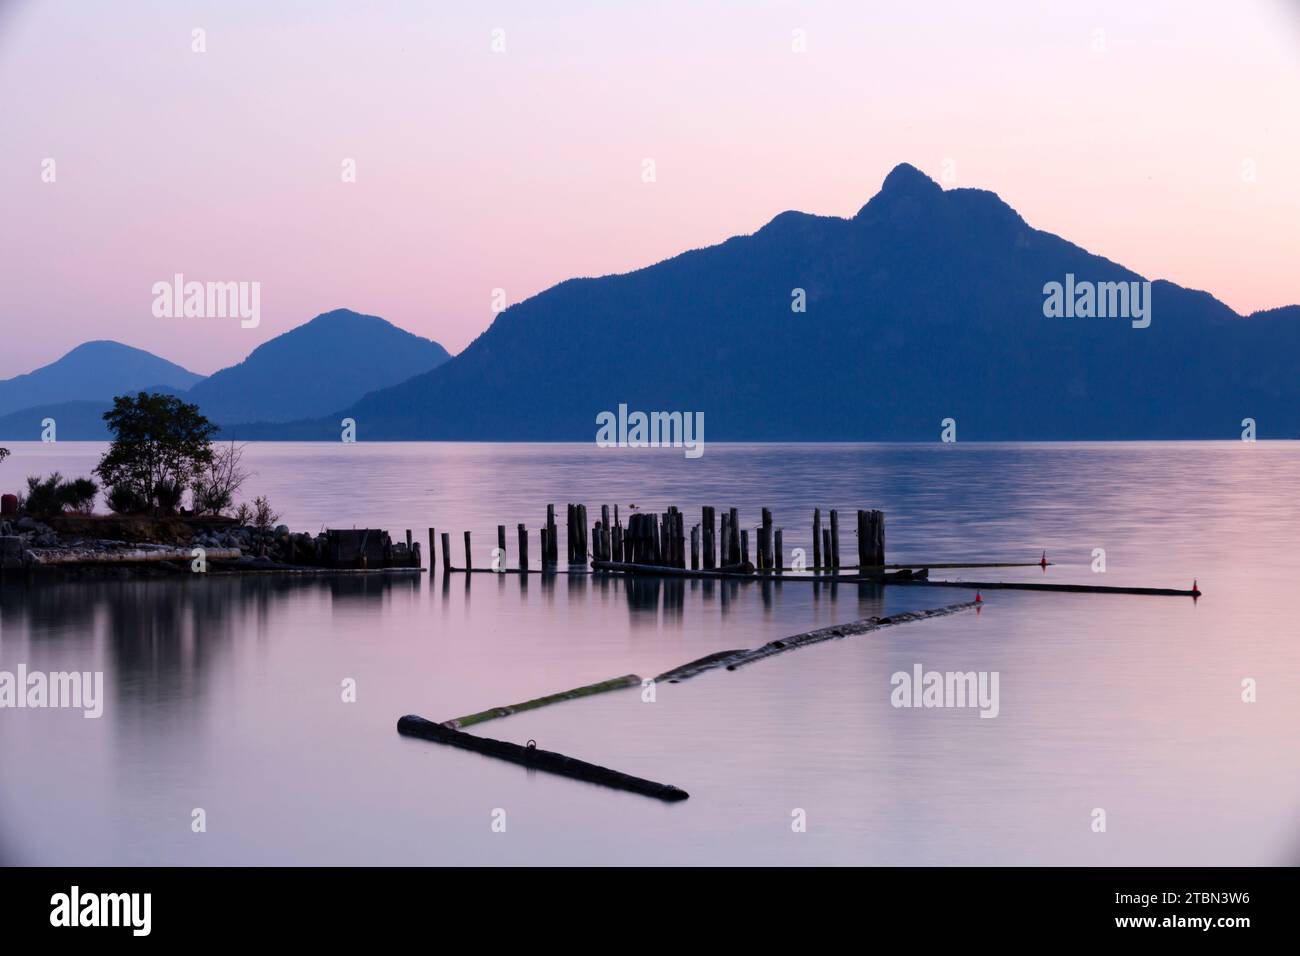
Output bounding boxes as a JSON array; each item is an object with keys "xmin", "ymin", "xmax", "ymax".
[
  {"xmin": 185, "ymin": 308, "xmax": 451, "ymax": 424},
  {"xmin": 0, "ymin": 400, "xmax": 118, "ymax": 440},
  {"xmin": 250, "ymin": 163, "xmax": 1299, "ymax": 440},
  {"xmin": 0, "ymin": 341, "xmax": 203, "ymax": 419}
]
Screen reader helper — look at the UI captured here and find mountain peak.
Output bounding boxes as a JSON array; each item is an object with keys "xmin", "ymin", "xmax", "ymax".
[
  {"xmin": 189, "ymin": 310, "xmax": 451, "ymax": 425},
  {"xmin": 880, "ymin": 162, "xmax": 943, "ymax": 197},
  {"xmin": 0, "ymin": 340, "xmax": 204, "ymax": 419},
  {"xmin": 306, "ymin": 308, "xmax": 372, "ymax": 324},
  {"xmin": 854, "ymin": 163, "xmax": 944, "ymax": 221}
]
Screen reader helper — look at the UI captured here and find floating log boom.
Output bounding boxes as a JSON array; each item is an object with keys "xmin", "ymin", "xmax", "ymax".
[{"xmin": 442, "ymin": 673, "xmax": 642, "ymax": 729}]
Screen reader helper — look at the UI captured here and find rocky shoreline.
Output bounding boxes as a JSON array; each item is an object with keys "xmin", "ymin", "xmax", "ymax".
[{"xmin": 0, "ymin": 515, "xmax": 422, "ymax": 577}]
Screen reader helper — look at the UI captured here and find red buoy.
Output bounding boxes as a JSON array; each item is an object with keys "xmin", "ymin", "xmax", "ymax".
[
  {"xmin": 1039, "ymin": 550, "xmax": 1048, "ymax": 568},
  {"xmin": 1192, "ymin": 579, "xmax": 1200, "ymax": 595},
  {"xmin": 974, "ymin": 591, "xmax": 983, "ymax": 603}
]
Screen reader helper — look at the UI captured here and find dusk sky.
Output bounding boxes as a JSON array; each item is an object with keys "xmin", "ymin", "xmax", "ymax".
[{"xmin": 1, "ymin": 0, "xmax": 1297, "ymax": 379}]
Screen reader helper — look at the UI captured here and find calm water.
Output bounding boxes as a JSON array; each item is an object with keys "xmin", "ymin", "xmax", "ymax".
[{"xmin": 2, "ymin": 442, "xmax": 1299, "ymax": 865}]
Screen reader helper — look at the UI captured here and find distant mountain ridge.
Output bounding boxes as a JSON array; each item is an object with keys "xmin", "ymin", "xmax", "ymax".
[
  {"xmin": 4, "ymin": 166, "xmax": 1297, "ymax": 441},
  {"xmin": 0, "ymin": 341, "xmax": 202, "ymax": 419},
  {"xmin": 187, "ymin": 309, "xmax": 450, "ymax": 425},
  {"xmin": 235, "ymin": 163, "xmax": 1300, "ymax": 441},
  {"xmin": 0, "ymin": 310, "xmax": 451, "ymax": 438}
]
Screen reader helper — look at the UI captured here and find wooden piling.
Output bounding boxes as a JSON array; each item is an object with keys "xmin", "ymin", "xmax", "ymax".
[
  {"xmin": 497, "ymin": 525, "xmax": 507, "ymax": 569},
  {"xmin": 613, "ymin": 505, "xmax": 622, "ymax": 562},
  {"xmin": 546, "ymin": 504, "xmax": 557, "ymax": 564},
  {"xmin": 565, "ymin": 504, "xmax": 574, "ymax": 563},
  {"xmin": 829, "ymin": 509, "xmax": 840, "ymax": 570},
  {"xmin": 440, "ymin": 532, "xmax": 451, "ymax": 573},
  {"xmin": 821, "ymin": 528, "xmax": 832, "ymax": 572},
  {"xmin": 760, "ymin": 508, "xmax": 773, "ymax": 569},
  {"xmin": 812, "ymin": 508, "xmax": 822, "ymax": 570},
  {"xmin": 728, "ymin": 507, "xmax": 740, "ymax": 566},
  {"xmin": 518, "ymin": 524, "xmax": 528, "ymax": 573},
  {"xmin": 463, "ymin": 531, "xmax": 473, "ymax": 571},
  {"xmin": 858, "ymin": 509, "xmax": 885, "ymax": 568},
  {"xmin": 741, "ymin": 529, "xmax": 750, "ymax": 566},
  {"xmin": 578, "ymin": 504, "xmax": 589, "ymax": 562},
  {"xmin": 774, "ymin": 528, "xmax": 784, "ymax": 571},
  {"xmin": 428, "ymin": 527, "xmax": 436, "ymax": 573},
  {"xmin": 691, "ymin": 524, "xmax": 700, "ymax": 571},
  {"xmin": 702, "ymin": 506, "xmax": 716, "ymax": 570}
]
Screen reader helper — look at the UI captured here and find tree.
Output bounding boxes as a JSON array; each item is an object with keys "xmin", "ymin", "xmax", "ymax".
[
  {"xmin": 95, "ymin": 393, "xmax": 217, "ymax": 515},
  {"xmin": 191, "ymin": 441, "xmax": 249, "ymax": 515}
]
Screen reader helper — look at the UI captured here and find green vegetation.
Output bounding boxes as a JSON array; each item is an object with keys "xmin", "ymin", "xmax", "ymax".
[
  {"xmin": 21, "ymin": 472, "xmax": 99, "ymax": 515},
  {"xmin": 95, "ymin": 392, "xmax": 217, "ymax": 515}
]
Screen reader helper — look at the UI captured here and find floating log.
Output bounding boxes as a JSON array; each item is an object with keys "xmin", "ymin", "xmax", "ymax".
[
  {"xmin": 397, "ymin": 715, "xmax": 688, "ymax": 802},
  {"xmin": 593, "ymin": 559, "xmax": 755, "ymax": 578},
  {"xmin": 442, "ymin": 673, "xmax": 642, "ymax": 729},
  {"xmin": 890, "ymin": 578, "xmax": 1201, "ymax": 597},
  {"xmin": 655, "ymin": 600, "xmax": 979, "ymax": 682},
  {"xmin": 24, "ymin": 546, "xmax": 241, "ymax": 566},
  {"xmin": 592, "ymin": 559, "xmax": 902, "ymax": 581}
]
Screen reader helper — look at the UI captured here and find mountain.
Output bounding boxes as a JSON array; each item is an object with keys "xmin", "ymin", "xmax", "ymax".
[
  {"xmin": 246, "ymin": 163, "xmax": 1300, "ymax": 440},
  {"xmin": 0, "ymin": 400, "xmax": 120, "ymax": 441},
  {"xmin": 0, "ymin": 310, "xmax": 453, "ymax": 437},
  {"xmin": 189, "ymin": 309, "xmax": 450, "ymax": 425},
  {"xmin": 0, "ymin": 341, "xmax": 203, "ymax": 419}
]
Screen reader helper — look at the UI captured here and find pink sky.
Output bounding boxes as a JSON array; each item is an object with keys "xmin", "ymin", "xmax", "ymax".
[{"xmin": 1, "ymin": 0, "xmax": 1297, "ymax": 379}]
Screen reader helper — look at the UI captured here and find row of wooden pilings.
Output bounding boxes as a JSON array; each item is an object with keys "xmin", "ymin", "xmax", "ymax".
[{"xmin": 416, "ymin": 505, "xmax": 885, "ymax": 573}]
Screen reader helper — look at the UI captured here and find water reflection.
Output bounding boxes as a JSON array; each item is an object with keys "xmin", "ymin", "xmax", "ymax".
[{"xmin": 2, "ymin": 442, "xmax": 1299, "ymax": 865}]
